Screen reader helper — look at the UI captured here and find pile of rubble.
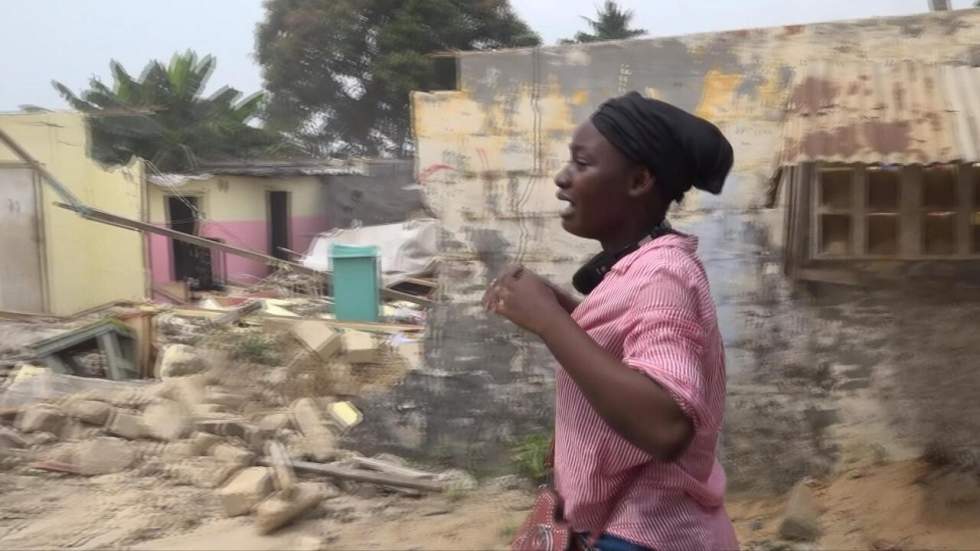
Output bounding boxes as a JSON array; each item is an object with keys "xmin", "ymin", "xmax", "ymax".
[{"xmin": 0, "ymin": 306, "xmax": 471, "ymax": 537}]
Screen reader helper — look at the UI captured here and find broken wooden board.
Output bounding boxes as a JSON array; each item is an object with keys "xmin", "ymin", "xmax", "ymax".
[{"xmin": 259, "ymin": 458, "xmax": 445, "ymax": 493}]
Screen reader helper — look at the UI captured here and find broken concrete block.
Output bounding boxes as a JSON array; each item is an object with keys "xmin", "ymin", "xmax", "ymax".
[
  {"xmin": 76, "ymin": 437, "xmax": 136, "ymax": 475},
  {"xmin": 157, "ymin": 344, "xmax": 208, "ymax": 378},
  {"xmin": 143, "ymin": 400, "xmax": 192, "ymax": 441},
  {"xmin": 0, "ymin": 427, "xmax": 28, "ymax": 449},
  {"xmin": 255, "ymin": 482, "xmax": 327, "ymax": 534},
  {"xmin": 212, "ymin": 443, "xmax": 256, "ymax": 466},
  {"xmin": 65, "ymin": 400, "xmax": 112, "ymax": 426},
  {"xmin": 438, "ymin": 469, "xmax": 478, "ymax": 492},
  {"xmin": 292, "ymin": 321, "xmax": 342, "ymax": 361},
  {"xmin": 195, "ymin": 418, "xmax": 252, "ymax": 440},
  {"xmin": 16, "ymin": 405, "xmax": 67, "ymax": 434},
  {"xmin": 259, "ymin": 413, "xmax": 292, "ymax": 433},
  {"xmin": 204, "ymin": 389, "xmax": 245, "ymax": 410},
  {"xmin": 190, "ymin": 432, "xmax": 221, "ymax": 455},
  {"xmin": 778, "ymin": 481, "xmax": 821, "ymax": 541},
  {"xmin": 161, "ymin": 440, "xmax": 198, "ymax": 460},
  {"xmin": 290, "ymin": 398, "xmax": 336, "ymax": 462},
  {"xmin": 217, "ymin": 466, "xmax": 273, "ymax": 517},
  {"xmin": 167, "ymin": 374, "xmax": 208, "ymax": 408},
  {"xmin": 342, "ymin": 331, "xmax": 379, "ymax": 364},
  {"xmin": 166, "ymin": 457, "xmax": 242, "ymax": 489},
  {"xmin": 105, "ymin": 410, "xmax": 147, "ymax": 440}
]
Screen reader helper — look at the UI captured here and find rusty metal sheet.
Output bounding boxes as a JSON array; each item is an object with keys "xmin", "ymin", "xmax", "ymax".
[{"xmin": 778, "ymin": 61, "xmax": 980, "ymax": 166}]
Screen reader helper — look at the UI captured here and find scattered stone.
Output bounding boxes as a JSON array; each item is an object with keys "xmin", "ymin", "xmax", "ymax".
[
  {"xmin": 217, "ymin": 466, "xmax": 273, "ymax": 516},
  {"xmin": 204, "ymin": 389, "xmax": 245, "ymax": 410},
  {"xmin": 157, "ymin": 344, "xmax": 208, "ymax": 378},
  {"xmin": 28, "ymin": 432, "xmax": 59, "ymax": 447},
  {"xmin": 65, "ymin": 400, "xmax": 112, "ymax": 426},
  {"xmin": 167, "ymin": 457, "xmax": 242, "ymax": 489},
  {"xmin": 16, "ymin": 405, "xmax": 67, "ymax": 434},
  {"xmin": 255, "ymin": 482, "xmax": 328, "ymax": 534},
  {"xmin": 438, "ymin": 469, "xmax": 478, "ymax": 492},
  {"xmin": 167, "ymin": 374, "xmax": 208, "ymax": 408},
  {"xmin": 76, "ymin": 437, "xmax": 136, "ymax": 475},
  {"xmin": 484, "ymin": 474, "xmax": 526, "ymax": 492},
  {"xmin": 195, "ymin": 418, "xmax": 252, "ymax": 440},
  {"xmin": 292, "ymin": 321, "xmax": 343, "ymax": 361},
  {"xmin": 143, "ymin": 400, "xmax": 192, "ymax": 441},
  {"xmin": 290, "ymin": 398, "xmax": 336, "ymax": 462},
  {"xmin": 212, "ymin": 443, "xmax": 255, "ymax": 466},
  {"xmin": 342, "ymin": 331, "xmax": 379, "ymax": 364},
  {"xmin": 193, "ymin": 404, "xmax": 230, "ymax": 418},
  {"xmin": 259, "ymin": 413, "xmax": 292, "ymax": 433},
  {"xmin": 778, "ymin": 481, "xmax": 821, "ymax": 541},
  {"xmin": 0, "ymin": 427, "xmax": 28, "ymax": 449},
  {"xmin": 190, "ymin": 432, "xmax": 221, "ymax": 455},
  {"xmin": 161, "ymin": 441, "xmax": 198, "ymax": 460},
  {"xmin": 106, "ymin": 410, "xmax": 147, "ymax": 440}
]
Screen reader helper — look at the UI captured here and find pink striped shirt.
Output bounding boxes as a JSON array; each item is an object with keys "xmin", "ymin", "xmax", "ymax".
[{"xmin": 554, "ymin": 233, "xmax": 737, "ymax": 550}]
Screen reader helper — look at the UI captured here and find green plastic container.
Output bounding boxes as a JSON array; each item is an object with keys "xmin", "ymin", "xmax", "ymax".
[{"xmin": 330, "ymin": 244, "xmax": 381, "ymax": 322}]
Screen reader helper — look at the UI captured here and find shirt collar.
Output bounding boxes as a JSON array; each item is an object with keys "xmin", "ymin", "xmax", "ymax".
[{"xmin": 609, "ymin": 232, "xmax": 698, "ymax": 275}]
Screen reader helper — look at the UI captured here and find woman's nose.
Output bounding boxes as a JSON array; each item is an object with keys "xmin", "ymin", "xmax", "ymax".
[{"xmin": 554, "ymin": 165, "xmax": 570, "ymax": 188}]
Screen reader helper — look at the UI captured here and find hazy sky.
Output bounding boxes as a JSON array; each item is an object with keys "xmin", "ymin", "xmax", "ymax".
[{"xmin": 0, "ymin": 0, "xmax": 974, "ymax": 111}]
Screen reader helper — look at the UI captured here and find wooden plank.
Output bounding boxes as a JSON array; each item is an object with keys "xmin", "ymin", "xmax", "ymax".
[
  {"xmin": 260, "ymin": 458, "xmax": 444, "ymax": 493},
  {"xmin": 171, "ymin": 307, "xmax": 424, "ymax": 333},
  {"xmin": 349, "ymin": 456, "xmax": 438, "ymax": 480}
]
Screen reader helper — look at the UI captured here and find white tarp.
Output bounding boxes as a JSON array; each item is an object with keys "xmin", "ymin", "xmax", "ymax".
[{"xmin": 300, "ymin": 218, "xmax": 439, "ymax": 286}]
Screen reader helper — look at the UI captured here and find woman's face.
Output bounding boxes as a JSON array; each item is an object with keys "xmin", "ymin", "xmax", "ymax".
[{"xmin": 554, "ymin": 120, "xmax": 652, "ymax": 243}]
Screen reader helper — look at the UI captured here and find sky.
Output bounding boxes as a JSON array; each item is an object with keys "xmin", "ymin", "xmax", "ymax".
[{"xmin": 0, "ymin": 0, "xmax": 975, "ymax": 111}]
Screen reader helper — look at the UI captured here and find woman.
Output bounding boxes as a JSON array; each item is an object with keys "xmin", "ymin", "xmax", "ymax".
[{"xmin": 484, "ymin": 92, "xmax": 737, "ymax": 551}]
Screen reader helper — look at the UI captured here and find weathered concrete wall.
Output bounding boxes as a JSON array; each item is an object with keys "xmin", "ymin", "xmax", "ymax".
[
  {"xmin": 353, "ymin": 9, "xmax": 980, "ymax": 491},
  {"xmin": 324, "ymin": 159, "xmax": 428, "ymax": 230}
]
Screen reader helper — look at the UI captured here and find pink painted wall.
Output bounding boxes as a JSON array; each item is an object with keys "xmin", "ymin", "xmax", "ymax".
[{"xmin": 148, "ymin": 215, "xmax": 331, "ymax": 287}]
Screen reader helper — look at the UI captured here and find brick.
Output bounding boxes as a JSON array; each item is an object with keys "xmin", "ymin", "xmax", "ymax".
[
  {"xmin": 105, "ymin": 410, "xmax": 147, "ymax": 440},
  {"xmin": 212, "ymin": 443, "xmax": 255, "ymax": 466},
  {"xmin": 291, "ymin": 321, "xmax": 342, "ymax": 361},
  {"xmin": 143, "ymin": 400, "xmax": 192, "ymax": 441},
  {"xmin": 342, "ymin": 331, "xmax": 379, "ymax": 364},
  {"xmin": 76, "ymin": 437, "xmax": 136, "ymax": 475},
  {"xmin": 65, "ymin": 400, "xmax": 112, "ymax": 426},
  {"xmin": 254, "ymin": 482, "xmax": 327, "ymax": 534},
  {"xmin": 290, "ymin": 398, "xmax": 336, "ymax": 462},
  {"xmin": 16, "ymin": 405, "xmax": 67, "ymax": 434},
  {"xmin": 217, "ymin": 466, "xmax": 273, "ymax": 517},
  {"xmin": 778, "ymin": 481, "xmax": 821, "ymax": 541}
]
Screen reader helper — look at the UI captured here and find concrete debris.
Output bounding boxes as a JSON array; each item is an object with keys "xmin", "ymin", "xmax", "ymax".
[
  {"xmin": 157, "ymin": 344, "xmax": 208, "ymax": 378},
  {"xmin": 190, "ymin": 431, "xmax": 221, "ymax": 455},
  {"xmin": 143, "ymin": 400, "xmax": 192, "ymax": 441},
  {"xmin": 266, "ymin": 441, "xmax": 297, "ymax": 492},
  {"xmin": 485, "ymin": 474, "xmax": 528, "ymax": 492},
  {"xmin": 16, "ymin": 405, "xmax": 67, "ymax": 434},
  {"xmin": 76, "ymin": 437, "xmax": 136, "ymax": 475},
  {"xmin": 105, "ymin": 410, "xmax": 147, "ymax": 440},
  {"xmin": 211, "ymin": 443, "xmax": 256, "ymax": 466},
  {"xmin": 193, "ymin": 403, "xmax": 230, "ymax": 418},
  {"xmin": 290, "ymin": 398, "xmax": 337, "ymax": 462},
  {"xmin": 437, "ymin": 469, "xmax": 478, "ymax": 492},
  {"xmin": 169, "ymin": 458, "xmax": 242, "ymax": 489},
  {"xmin": 342, "ymin": 331, "xmax": 379, "ymax": 364},
  {"xmin": 195, "ymin": 418, "xmax": 253, "ymax": 440},
  {"xmin": 255, "ymin": 482, "xmax": 328, "ymax": 535},
  {"xmin": 28, "ymin": 432, "xmax": 59, "ymax": 447},
  {"xmin": 64, "ymin": 399, "xmax": 112, "ymax": 426},
  {"xmin": 161, "ymin": 441, "xmax": 198, "ymax": 460},
  {"xmin": 258, "ymin": 413, "xmax": 292, "ymax": 433},
  {"xmin": 778, "ymin": 481, "xmax": 822, "ymax": 541},
  {"xmin": 0, "ymin": 426, "xmax": 28, "ymax": 449},
  {"xmin": 292, "ymin": 321, "xmax": 343, "ymax": 361},
  {"xmin": 218, "ymin": 466, "xmax": 273, "ymax": 517},
  {"xmin": 162, "ymin": 374, "xmax": 208, "ymax": 409},
  {"xmin": 204, "ymin": 389, "xmax": 245, "ymax": 410}
]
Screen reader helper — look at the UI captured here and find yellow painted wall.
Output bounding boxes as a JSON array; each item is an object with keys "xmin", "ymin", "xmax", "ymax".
[
  {"xmin": 0, "ymin": 111, "xmax": 146, "ymax": 315},
  {"xmin": 146, "ymin": 174, "xmax": 326, "ymax": 224}
]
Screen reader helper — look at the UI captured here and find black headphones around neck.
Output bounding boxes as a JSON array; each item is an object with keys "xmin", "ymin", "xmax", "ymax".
[{"xmin": 571, "ymin": 220, "xmax": 673, "ymax": 295}]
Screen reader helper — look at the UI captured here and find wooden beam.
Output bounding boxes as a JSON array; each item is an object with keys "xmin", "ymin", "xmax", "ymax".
[{"xmin": 260, "ymin": 458, "xmax": 445, "ymax": 493}]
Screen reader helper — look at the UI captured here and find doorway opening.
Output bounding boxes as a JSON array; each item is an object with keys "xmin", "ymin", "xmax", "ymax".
[{"xmin": 269, "ymin": 191, "xmax": 290, "ymax": 261}]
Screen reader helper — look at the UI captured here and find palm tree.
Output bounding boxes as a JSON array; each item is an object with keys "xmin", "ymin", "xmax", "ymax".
[
  {"xmin": 54, "ymin": 51, "xmax": 285, "ymax": 172},
  {"xmin": 562, "ymin": 1, "xmax": 647, "ymax": 44}
]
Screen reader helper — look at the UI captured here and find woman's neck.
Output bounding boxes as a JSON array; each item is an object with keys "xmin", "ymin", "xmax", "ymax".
[{"xmin": 600, "ymin": 217, "xmax": 667, "ymax": 252}]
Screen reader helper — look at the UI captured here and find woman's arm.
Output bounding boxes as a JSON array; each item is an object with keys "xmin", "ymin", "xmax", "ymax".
[
  {"xmin": 548, "ymin": 283, "xmax": 582, "ymax": 314},
  {"xmin": 485, "ymin": 266, "xmax": 693, "ymax": 460}
]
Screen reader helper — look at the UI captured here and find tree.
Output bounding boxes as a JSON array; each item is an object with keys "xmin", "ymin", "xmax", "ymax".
[
  {"xmin": 562, "ymin": 1, "xmax": 646, "ymax": 44},
  {"xmin": 256, "ymin": 0, "xmax": 540, "ymax": 158},
  {"xmin": 54, "ymin": 51, "xmax": 287, "ymax": 172}
]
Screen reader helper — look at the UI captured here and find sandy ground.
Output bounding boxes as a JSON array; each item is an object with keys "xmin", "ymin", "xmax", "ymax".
[{"xmin": 2, "ymin": 457, "xmax": 979, "ymax": 550}]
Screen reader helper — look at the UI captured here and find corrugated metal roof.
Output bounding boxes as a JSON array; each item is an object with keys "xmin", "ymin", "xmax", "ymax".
[{"xmin": 777, "ymin": 61, "xmax": 980, "ymax": 166}]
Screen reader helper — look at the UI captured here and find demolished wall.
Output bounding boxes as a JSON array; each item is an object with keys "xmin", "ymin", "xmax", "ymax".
[{"xmin": 355, "ymin": 9, "xmax": 980, "ymax": 491}]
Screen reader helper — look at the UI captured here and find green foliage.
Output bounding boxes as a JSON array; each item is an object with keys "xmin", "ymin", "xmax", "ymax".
[
  {"xmin": 511, "ymin": 432, "xmax": 552, "ymax": 483},
  {"xmin": 255, "ymin": 0, "xmax": 540, "ymax": 157},
  {"xmin": 53, "ymin": 50, "xmax": 291, "ymax": 172},
  {"xmin": 562, "ymin": 1, "xmax": 646, "ymax": 44}
]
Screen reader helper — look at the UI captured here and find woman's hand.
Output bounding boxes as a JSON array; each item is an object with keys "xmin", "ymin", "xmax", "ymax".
[{"xmin": 483, "ymin": 265, "xmax": 568, "ymax": 335}]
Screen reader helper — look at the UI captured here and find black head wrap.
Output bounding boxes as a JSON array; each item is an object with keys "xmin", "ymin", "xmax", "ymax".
[{"xmin": 590, "ymin": 91, "xmax": 734, "ymax": 203}]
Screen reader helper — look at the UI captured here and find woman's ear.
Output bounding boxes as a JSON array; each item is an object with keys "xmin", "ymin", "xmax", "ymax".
[{"xmin": 627, "ymin": 166, "xmax": 656, "ymax": 199}]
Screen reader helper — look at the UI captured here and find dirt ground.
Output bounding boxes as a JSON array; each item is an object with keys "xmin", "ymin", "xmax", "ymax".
[{"xmin": 2, "ymin": 455, "xmax": 979, "ymax": 550}]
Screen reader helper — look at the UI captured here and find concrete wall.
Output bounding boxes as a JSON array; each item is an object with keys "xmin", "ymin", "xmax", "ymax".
[
  {"xmin": 146, "ymin": 175, "xmax": 329, "ymax": 285},
  {"xmin": 352, "ymin": 9, "xmax": 980, "ymax": 491},
  {"xmin": 0, "ymin": 111, "xmax": 146, "ymax": 316}
]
